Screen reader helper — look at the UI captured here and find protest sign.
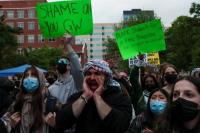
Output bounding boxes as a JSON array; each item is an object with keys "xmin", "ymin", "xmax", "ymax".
[
  {"xmin": 36, "ymin": 0, "xmax": 93, "ymax": 38},
  {"xmin": 147, "ymin": 52, "xmax": 160, "ymax": 65},
  {"xmin": 129, "ymin": 54, "xmax": 147, "ymax": 68},
  {"xmin": 114, "ymin": 19, "xmax": 166, "ymax": 60}
]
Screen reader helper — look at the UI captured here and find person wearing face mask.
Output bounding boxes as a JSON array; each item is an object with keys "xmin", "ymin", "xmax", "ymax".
[
  {"xmin": 127, "ymin": 88, "xmax": 170, "ymax": 133},
  {"xmin": 170, "ymin": 76, "xmax": 200, "ymax": 133},
  {"xmin": 48, "ymin": 36, "xmax": 83, "ymax": 105},
  {"xmin": 161, "ymin": 64, "xmax": 178, "ymax": 94},
  {"xmin": 141, "ymin": 74, "xmax": 160, "ymax": 103},
  {"xmin": 1, "ymin": 66, "xmax": 49, "ymax": 133},
  {"xmin": 46, "ymin": 71, "xmax": 57, "ymax": 87},
  {"xmin": 45, "ymin": 36, "xmax": 83, "ymax": 133}
]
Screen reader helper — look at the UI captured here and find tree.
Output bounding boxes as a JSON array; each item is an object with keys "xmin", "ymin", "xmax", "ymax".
[
  {"xmin": 161, "ymin": 2, "xmax": 200, "ymax": 70},
  {"xmin": 0, "ymin": 15, "xmax": 22, "ymax": 69},
  {"xmin": 190, "ymin": 3, "xmax": 200, "ymax": 18},
  {"xmin": 25, "ymin": 46, "xmax": 63, "ymax": 69}
]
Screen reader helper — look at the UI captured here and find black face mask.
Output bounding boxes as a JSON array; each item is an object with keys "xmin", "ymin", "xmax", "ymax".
[
  {"xmin": 164, "ymin": 74, "xmax": 177, "ymax": 84},
  {"xmin": 171, "ymin": 98, "xmax": 200, "ymax": 122},
  {"xmin": 57, "ymin": 64, "xmax": 67, "ymax": 74},
  {"xmin": 47, "ymin": 78, "xmax": 56, "ymax": 85},
  {"xmin": 144, "ymin": 84, "xmax": 157, "ymax": 92}
]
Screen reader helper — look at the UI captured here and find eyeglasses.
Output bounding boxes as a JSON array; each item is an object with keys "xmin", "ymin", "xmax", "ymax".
[{"xmin": 58, "ymin": 58, "xmax": 69, "ymax": 65}]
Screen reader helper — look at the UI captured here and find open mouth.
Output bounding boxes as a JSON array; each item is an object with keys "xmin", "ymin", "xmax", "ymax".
[{"xmin": 87, "ymin": 80, "xmax": 98, "ymax": 91}]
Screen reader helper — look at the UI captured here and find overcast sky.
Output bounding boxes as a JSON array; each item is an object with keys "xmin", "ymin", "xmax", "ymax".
[{"xmin": 48, "ymin": 0, "xmax": 199, "ymax": 27}]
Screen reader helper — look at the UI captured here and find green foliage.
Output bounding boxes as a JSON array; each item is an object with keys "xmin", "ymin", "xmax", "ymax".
[
  {"xmin": 25, "ymin": 46, "xmax": 63, "ymax": 69},
  {"xmin": 190, "ymin": 3, "xmax": 200, "ymax": 18},
  {"xmin": 162, "ymin": 3, "xmax": 200, "ymax": 70},
  {"xmin": 0, "ymin": 14, "xmax": 64, "ymax": 70},
  {"xmin": 0, "ymin": 15, "xmax": 22, "ymax": 69}
]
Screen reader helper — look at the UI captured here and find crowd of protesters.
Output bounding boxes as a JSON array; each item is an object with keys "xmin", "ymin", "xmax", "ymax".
[{"xmin": 0, "ymin": 37, "xmax": 200, "ymax": 133}]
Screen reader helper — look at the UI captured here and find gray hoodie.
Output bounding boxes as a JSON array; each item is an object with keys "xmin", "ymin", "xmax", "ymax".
[{"xmin": 48, "ymin": 52, "xmax": 83, "ymax": 104}]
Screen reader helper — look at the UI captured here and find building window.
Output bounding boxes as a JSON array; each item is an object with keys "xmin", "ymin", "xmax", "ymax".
[
  {"xmin": 92, "ymin": 38, "xmax": 101, "ymax": 41},
  {"xmin": 17, "ymin": 22, "xmax": 24, "ymax": 29},
  {"xmin": 104, "ymin": 32, "xmax": 113, "ymax": 36},
  {"xmin": 17, "ymin": 48, "xmax": 23, "ymax": 55},
  {"xmin": 92, "ymin": 32, "xmax": 102, "ymax": 35},
  {"xmin": 90, "ymin": 55, "xmax": 93, "ymax": 58},
  {"xmin": 94, "ymin": 26, "xmax": 102, "ymax": 30},
  {"xmin": 7, "ymin": 10, "xmax": 14, "ymax": 19},
  {"xmin": 17, "ymin": 10, "xmax": 24, "ymax": 18},
  {"xmin": 38, "ymin": 34, "xmax": 44, "ymax": 42},
  {"xmin": 17, "ymin": 35, "xmax": 24, "ymax": 44},
  {"xmin": 0, "ymin": 10, "xmax": 3, "ymax": 16},
  {"xmin": 94, "ymin": 44, "xmax": 101, "ymax": 46},
  {"xmin": 28, "ymin": 9, "xmax": 35, "ymax": 18},
  {"xmin": 104, "ymin": 26, "xmax": 114, "ymax": 30},
  {"xmin": 7, "ymin": 22, "xmax": 14, "ymax": 28},
  {"xmin": 28, "ymin": 22, "xmax": 35, "ymax": 30},
  {"xmin": 49, "ymin": 38, "xmax": 55, "ymax": 42},
  {"xmin": 28, "ymin": 35, "xmax": 34, "ymax": 43}
]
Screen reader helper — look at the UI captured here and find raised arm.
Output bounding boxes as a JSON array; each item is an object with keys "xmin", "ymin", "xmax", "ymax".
[{"xmin": 64, "ymin": 36, "xmax": 83, "ymax": 91}]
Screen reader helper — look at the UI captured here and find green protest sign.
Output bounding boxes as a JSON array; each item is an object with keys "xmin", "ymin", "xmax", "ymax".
[
  {"xmin": 114, "ymin": 19, "xmax": 166, "ymax": 60},
  {"xmin": 36, "ymin": 0, "xmax": 93, "ymax": 38}
]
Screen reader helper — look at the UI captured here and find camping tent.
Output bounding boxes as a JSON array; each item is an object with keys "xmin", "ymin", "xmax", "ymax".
[{"xmin": 0, "ymin": 64, "xmax": 47, "ymax": 77}]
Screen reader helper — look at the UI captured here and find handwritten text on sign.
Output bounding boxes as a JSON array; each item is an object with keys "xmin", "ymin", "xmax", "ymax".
[
  {"xmin": 114, "ymin": 19, "xmax": 166, "ymax": 60},
  {"xmin": 36, "ymin": 0, "xmax": 93, "ymax": 38},
  {"xmin": 147, "ymin": 52, "xmax": 160, "ymax": 65}
]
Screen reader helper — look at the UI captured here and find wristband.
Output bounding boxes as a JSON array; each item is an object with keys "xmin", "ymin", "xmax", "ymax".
[{"xmin": 80, "ymin": 95, "xmax": 87, "ymax": 104}]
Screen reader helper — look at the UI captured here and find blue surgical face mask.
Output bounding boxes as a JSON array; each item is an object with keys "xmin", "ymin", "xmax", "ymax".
[
  {"xmin": 23, "ymin": 77, "xmax": 39, "ymax": 93},
  {"xmin": 150, "ymin": 100, "xmax": 167, "ymax": 115}
]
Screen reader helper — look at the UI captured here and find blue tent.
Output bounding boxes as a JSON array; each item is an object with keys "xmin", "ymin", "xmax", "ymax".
[{"xmin": 0, "ymin": 64, "xmax": 47, "ymax": 77}]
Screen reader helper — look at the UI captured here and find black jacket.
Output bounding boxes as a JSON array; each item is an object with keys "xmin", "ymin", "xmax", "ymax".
[
  {"xmin": 56, "ymin": 86, "xmax": 132, "ymax": 133},
  {"xmin": 0, "ymin": 119, "xmax": 7, "ymax": 133}
]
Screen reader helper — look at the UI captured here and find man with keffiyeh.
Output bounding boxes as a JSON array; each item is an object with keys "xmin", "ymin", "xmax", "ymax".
[{"xmin": 55, "ymin": 59, "xmax": 132, "ymax": 133}]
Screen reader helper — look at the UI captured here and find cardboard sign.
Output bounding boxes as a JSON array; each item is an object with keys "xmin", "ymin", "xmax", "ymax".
[
  {"xmin": 114, "ymin": 19, "xmax": 166, "ymax": 60},
  {"xmin": 147, "ymin": 52, "xmax": 160, "ymax": 65},
  {"xmin": 36, "ymin": 0, "xmax": 93, "ymax": 38}
]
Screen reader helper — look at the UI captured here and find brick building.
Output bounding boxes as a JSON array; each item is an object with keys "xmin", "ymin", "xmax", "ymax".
[{"xmin": 0, "ymin": 0, "xmax": 87, "ymax": 65}]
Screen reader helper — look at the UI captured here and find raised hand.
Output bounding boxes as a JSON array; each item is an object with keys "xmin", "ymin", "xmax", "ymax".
[
  {"xmin": 44, "ymin": 112, "xmax": 56, "ymax": 127},
  {"xmin": 64, "ymin": 34, "xmax": 73, "ymax": 44},
  {"xmin": 93, "ymin": 76, "xmax": 105, "ymax": 97},
  {"xmin": 143, "ymin": 128, "xmax": 153, "ymax": 133},
  {"xmin": 82, "ymin": 77, "xmax": 93, "ymax": 100}
]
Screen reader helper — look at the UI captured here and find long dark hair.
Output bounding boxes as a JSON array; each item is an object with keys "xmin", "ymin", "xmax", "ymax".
[
  {"xmin": 161, "ymin": 64, "xmax": 178, "ymax": 86},
  {"xmin": 13, "ymin": 66, "xmax": 43, "ymax": 132},
  {"xmin": 141, "ymin": 74, "xmax": 160, "ymax": 90},
  {"xmin": 144, "ymin": 88, "xmax": 170, "ymax": 133}
]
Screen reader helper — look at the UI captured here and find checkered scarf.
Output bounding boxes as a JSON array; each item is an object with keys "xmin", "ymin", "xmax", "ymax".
[
  {"xmin": 83, "ymin": 59, "xmax": 112, "ymax": 77},
  {"xmin": 83, "ymin": 59, "xmax": 121, "ymax": 89}
]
